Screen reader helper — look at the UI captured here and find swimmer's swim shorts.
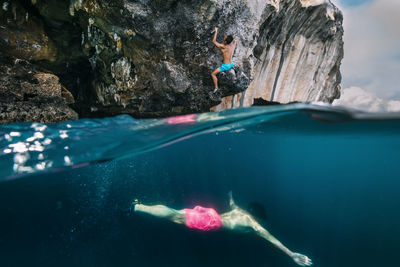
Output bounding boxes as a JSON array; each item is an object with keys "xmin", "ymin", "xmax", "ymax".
[{"xmin": 184, "ymin": 206, "xmax": 223, "ymax": 231}]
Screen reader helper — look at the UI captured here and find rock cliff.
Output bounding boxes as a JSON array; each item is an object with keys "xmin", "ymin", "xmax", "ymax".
[
  {"xmin": 0, "ymin": 0, "xmax": 343, "ymax": 122},
  {"xmin": 213, "ymin": 0, "xmax": 343, "ymax": 110},
  {"xmin": 0, "ymin": 52, "xmax": 78, "ymax": 123}
]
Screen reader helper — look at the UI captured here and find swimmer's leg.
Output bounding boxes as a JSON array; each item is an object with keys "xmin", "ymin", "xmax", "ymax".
[{"xmin": 134, "ymin": 204, "xmax": 186, "ymax": 224}]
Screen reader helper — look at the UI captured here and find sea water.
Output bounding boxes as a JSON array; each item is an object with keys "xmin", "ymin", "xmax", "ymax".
[{"xmin": 0, "ymin": 104, "xmax": 399, "ymax": 267}]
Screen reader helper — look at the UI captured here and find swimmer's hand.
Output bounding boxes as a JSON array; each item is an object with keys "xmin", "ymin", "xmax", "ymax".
[
  {"xmin": 214, "ymin": 26, "xmax": 218, "ymax": 32},
  {"xmin": 292, "ymin": 253, "xmax": 312, "ymax": 266}
]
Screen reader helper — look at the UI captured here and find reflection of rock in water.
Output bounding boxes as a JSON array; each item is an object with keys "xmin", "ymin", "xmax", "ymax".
[{"xmin": 0, "ymin": 0, "xmax": 343, "ymax": 121}]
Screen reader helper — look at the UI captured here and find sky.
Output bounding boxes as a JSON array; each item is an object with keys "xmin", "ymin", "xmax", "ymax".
[{"xmin": 330, "ymin": 0, "xmax": 400, "ymax": 112}]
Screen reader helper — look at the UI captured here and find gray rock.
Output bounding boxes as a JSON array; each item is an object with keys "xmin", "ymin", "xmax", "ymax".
[
  {"xmin": 0, "ymin": 53, "xmax": 78, "ymax": 123},
  {"xmin": 72, "ymin": 0, "xmax": 344, "ymax": 115},
  {"xmin": 214, "ymin": 0, "xmax": 344, "ymax": 109}
]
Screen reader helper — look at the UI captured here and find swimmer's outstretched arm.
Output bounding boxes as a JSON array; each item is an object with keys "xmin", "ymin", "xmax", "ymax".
[
  {"xmin": 251, "ymin": 220, "xmax": 312, "ymax": 266},
  {"xmin": 227, "ymin": 192, "xmax": 311, "ymax": 266}
]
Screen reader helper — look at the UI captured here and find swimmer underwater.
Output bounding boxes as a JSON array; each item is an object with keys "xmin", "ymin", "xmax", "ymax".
[
  {"xmin": 133, "ymin": 192, "xmax": 313, "ymax": 266},
  {"xmin": 211, "ymin": 27, "xmax": 237, "ymax": 93}
]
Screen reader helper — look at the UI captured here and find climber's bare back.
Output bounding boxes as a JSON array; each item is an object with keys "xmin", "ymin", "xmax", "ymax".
[
  {"xmin": 220, "ymin": 42, "xmax": 237, "ymax": 64},
  {"xmin": 212, "ymin": 27, "xmax": 237, "ymax": 64}
]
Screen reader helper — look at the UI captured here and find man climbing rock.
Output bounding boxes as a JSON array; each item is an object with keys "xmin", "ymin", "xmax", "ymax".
[{"xmin": 211, "ymin": 27, "xmax": 237, "ymax": 93}]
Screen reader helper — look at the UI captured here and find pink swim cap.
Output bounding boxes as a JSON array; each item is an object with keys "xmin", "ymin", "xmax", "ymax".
[{"xmin": 184, "ymin": 206, "xmax": 223, "ymax": 231}]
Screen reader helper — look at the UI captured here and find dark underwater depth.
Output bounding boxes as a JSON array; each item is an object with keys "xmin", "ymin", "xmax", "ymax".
[{"xmin": 0, "ymin": 104, "xmax": 400, "ymax": 267}]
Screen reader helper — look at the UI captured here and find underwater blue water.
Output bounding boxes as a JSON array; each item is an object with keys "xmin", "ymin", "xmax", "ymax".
[{"xmin": 0, "ymin": 104, "xmax": 400, "ymax": 267}]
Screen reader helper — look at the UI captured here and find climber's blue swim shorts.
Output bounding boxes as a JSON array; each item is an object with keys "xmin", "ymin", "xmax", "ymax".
[{"xmin": 219, "ymin": 62, "xmax": 234, "ymax": 72}]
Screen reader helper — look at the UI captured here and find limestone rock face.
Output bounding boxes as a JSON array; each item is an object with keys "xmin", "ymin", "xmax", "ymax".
[
  {"xmin": 63, "ymin": 0, "xmax": 263, "ymax": 116},
  {"xmin": 0, "ymin": 53, "xmax": 78, "ymax": 123},
  {"xmin": 0, "ymin": 1, "xmax": 58, "ymax": 62},
  {"xmin": 213, "ymin": 0, "xmax": 344, "ymax": 110},
  {"xmin": 0, "ymin": 0, "xmax": 343, "ymax": 121}
]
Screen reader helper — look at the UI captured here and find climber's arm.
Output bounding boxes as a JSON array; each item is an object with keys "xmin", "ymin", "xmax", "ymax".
[{"xmin": 212, "ymin": 27, "xmax": 224, "ymax": 48}]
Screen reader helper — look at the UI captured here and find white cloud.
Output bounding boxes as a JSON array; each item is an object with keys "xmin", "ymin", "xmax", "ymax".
[
  {"xmin": 334, "ymin": 0, "xmax": 400, "ymax": 100},
  {"xmin": 332, "ymin": 86, "xmax": 400, "ymax": 112}
]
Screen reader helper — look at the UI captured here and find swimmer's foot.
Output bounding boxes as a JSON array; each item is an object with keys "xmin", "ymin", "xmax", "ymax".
[
  {"xmin": 131, "ymin": 199, "xmax": 140, "ymax": 212},
  {"xmin": 213, "ymin": 88, "xmax": 219, "ymax": 93}
]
